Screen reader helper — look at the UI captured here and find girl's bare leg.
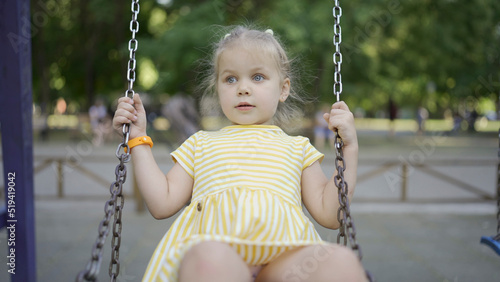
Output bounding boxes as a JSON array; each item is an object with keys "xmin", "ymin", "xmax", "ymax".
[
  {"xmin": 178, "ymin": 241, "xmax": 252, "ymax": 282},
  {"xmin": 255, "ymin": 243, "xmax": 367, "ymax": 282}
]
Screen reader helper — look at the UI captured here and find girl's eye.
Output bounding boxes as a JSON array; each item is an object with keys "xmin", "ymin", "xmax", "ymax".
[
  {"xmin": 226, "ymin": 76, "xmax": 237, "ymax": 83},
  {"xmin": 253, "ymin": 74, "xmax": 264, "ymax": 82}
]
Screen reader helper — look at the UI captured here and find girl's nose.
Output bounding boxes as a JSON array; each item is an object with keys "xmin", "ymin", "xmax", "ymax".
[{"xmin": 238, "ymin": 83, "xmax": 251, "ymax": 96}]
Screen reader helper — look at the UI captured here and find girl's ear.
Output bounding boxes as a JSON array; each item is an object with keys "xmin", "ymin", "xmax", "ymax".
[{"xmin": 280, "ymin": 78, "xmax": 290, "ymax": 102}]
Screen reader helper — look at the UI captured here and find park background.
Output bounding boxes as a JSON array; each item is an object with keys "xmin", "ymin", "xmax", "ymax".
[
  {"xmin": 1, "ymin": 0, "xmax": 500, "ymax": 281},
  {"xmin": 29, "ymin": 0, "xmax": 499, "ymax": 137}
]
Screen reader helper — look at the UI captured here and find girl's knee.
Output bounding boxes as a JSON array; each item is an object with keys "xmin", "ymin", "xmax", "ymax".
[
  {"xmin": 183, "ymin": 241, "xmax": 238, "ymax": 265},
  {"xmin": 319, "ymin": 244, "xmax": 360, "ymax": 262},
  {"xmin": 261, "ymin": 244, "xmax": 365, "ymax": 282},
  {"xmin": 180, "ymin": 241, "xmax": 251, "ymax": 280},
  {"xmin": 318, "ymin": 244, "xmax": 367, "ymax": 281},
  {"xmin": 315, "ymin": 244, "xmax": 364, "ymax": 272}
]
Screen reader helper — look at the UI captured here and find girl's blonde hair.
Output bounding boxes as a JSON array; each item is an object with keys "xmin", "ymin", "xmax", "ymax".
[{"xmin": 198, "ymin": 25, "xmax": 306, "ymax": 131}]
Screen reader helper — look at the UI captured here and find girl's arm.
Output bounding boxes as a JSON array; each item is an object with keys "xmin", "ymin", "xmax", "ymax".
[
  {"xmin": 301, "ymin": 101, "xmax": 358, "ymax": 229},
  {"xmin": 113, "ymin": 94, "xmax": 193, "ymax": 219}
]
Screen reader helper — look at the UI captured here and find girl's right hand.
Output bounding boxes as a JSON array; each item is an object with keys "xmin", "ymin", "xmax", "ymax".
[
  {"xmin": 112, "ymin": 93, "xmax": 147, "ymax": 139},
  {"xmin": 323, "ymin": 101, "xmax": 358, "ymax": 148}
]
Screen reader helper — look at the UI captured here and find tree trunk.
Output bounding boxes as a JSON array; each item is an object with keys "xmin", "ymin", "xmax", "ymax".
[
  {"xmin": 80, "ymin": 0, "xmax": 97, "ymax": 110},
  {"xmin": 114, "ymin": 0, "xmax": 126, "ymax": 85},
  {"xmin": 32, "ymin": 2, "xmax": 50, "ymax": 115},
  {"xmin": 497, "ymin": 91, "xmax": 499, "ymax": 121}
]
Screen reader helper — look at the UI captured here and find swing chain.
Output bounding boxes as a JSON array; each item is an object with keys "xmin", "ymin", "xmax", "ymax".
[
  {"xmin": 120, "ymin": 0, "xmax": 140, "ymax": 153},
  {"xmin": 332, "ymin": 2, "xmax": 373, "ymax": 281},
  {"xmin": 332, "ymin": 0, "xmax": 357, "ymax": 251},
  {"xmin": 109, "ymin": 154, "xmax": 127, "ymax": 281},
  {"xmin": 75, "ymin": 153, "xmax": 128, "ymax": 281},
  {"xmin": 110, "ymin": 1, "xmax": 140, "ymax": 280},
  {"xmin": 76, "ymin": 1, "xmax": 139, "ymax": 281},
  {"xmin": 332, "ymin": 0, "xmax": 358, "ymax": 252},
  {"xmin": 333, "ymin": 133, "xmax": 361, "ymax": 258},
  {"xmin": 333, "ymin": 0, "xmax": 343, "ymax": 102},
  {"xmin": 126, "ymin": 0, "xmax": 140, "ymax": 96},
  {"xmin": 334, "ymin": 134, "xmax": 375, "ymax": 282}
]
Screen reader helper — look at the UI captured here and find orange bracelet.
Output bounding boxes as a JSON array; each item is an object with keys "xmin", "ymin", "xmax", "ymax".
[{"xmin": 125, "ymin": 136, "xmax": 153, "ymax": 153}]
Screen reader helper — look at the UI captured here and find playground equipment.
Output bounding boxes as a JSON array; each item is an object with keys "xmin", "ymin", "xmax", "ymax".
[
  {"xmin": 0, "ymin": 1, "xmax": 37, "ymax": 281},
  {"xmin": 75, "ymin": 0, "xmax": 372, "ymax": 281},
  {"xmin": 480, "ymin": 128, "xmax": 500, "ymax": 255}
]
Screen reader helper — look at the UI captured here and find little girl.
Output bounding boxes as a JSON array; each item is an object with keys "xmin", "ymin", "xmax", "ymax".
[{"xmin": 113, "ymin": 26, "xmax": 366, "ymax": 282}]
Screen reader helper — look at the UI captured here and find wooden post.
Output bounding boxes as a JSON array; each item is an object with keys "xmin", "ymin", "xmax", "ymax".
[
  {"xmin": 401, "ymin": 163, "xmax": 408, "ymax": 202},
  {"xmin": 57, "ymin": 159, "xmax": 64, "ymax": 198}
]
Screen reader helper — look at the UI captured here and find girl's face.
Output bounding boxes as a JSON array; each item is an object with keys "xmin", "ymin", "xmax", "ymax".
[{"xmin": 217, "ymin": 47, "xmax": 290, "ymax": 126}]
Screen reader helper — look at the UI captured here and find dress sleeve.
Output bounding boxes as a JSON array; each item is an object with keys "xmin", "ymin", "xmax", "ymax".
[
  {"xmin": 170, "ymin": 133, "xmax": 198, "ymax": 178},
  {"xmin": 302, "ymin": 138, "xmax": 324, "ymax": 170}
]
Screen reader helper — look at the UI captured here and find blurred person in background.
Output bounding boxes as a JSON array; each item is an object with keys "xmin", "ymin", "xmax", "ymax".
[
  {"xmin": 314, "ymin": 104, "xmax": 335, "ymax": 150},
  {"xmin": 161, "ymin": 93, "xmax": 200, "ymax": 144},
  {"xmin": 89, "ymin": 97, "xmax": 111, "ymax": 146},
  {"xmin": 388, "ymin": 97, "xmax": 398, "ymax": 138},
  {"xmin": 416, "ymin": 105, "xmax": 428, "ymax": 136}
]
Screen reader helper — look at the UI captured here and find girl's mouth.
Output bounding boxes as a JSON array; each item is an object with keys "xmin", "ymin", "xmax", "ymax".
[{"xmin": 236, "ymin": 103, "xmax": 255, "ymax": 110}]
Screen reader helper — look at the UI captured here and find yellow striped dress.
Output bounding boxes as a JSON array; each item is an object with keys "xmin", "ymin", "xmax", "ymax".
[{"xmin": 143, "ymin": 125, "xmax": 325, "ymax": 281}]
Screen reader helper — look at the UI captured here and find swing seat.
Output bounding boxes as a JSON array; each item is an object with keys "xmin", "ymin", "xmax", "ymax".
[{"xmin": 480, "ymin": 236, "xmax": 500, "ymax": 255}]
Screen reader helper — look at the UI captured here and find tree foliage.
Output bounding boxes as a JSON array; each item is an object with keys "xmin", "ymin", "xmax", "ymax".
[{"xmin": 32, "ymin": 0, "xmax": 500, "ymax": 118}]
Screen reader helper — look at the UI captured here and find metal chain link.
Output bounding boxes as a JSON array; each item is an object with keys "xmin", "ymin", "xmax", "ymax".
[
  {"xmin": 76, "ymin": 1, "xmax": 139, "ymax": 281},
  {"xmin": 333, "ymin": 2, "xmax": 373, "ymax": 281},
  {"xmin": 108, "ymin": 156, "xmax": 127, "ymax": 281},
  {"xmin": 126, "ymin": 0, "xmax": 140, "ymax": 97},
  {"xmin": 333, "ymin": 0, "xmax": 343, "ymax": 102},
  {"xmin": 333, "ymin": 0, "xmax": 358, "ymax": 251},
  {"xmin": 110, "ymin": 1, "xmax": 139, "ymax": 279},
  {"xmin": 75, "ymin": 153, "xmax": 129, "ymax": 281},
  {"xmin": 333, "ymin": 133, "xmax": 361, "ymax": 258},
  {"xmin": 333, "ymin": 132, "xmax": 374, "ymax": 280}
]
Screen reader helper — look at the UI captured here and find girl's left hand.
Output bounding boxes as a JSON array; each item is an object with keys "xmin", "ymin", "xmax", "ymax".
[{"xmin": 323, "ymin": 101, "xmax": 358, "ymax": 147}]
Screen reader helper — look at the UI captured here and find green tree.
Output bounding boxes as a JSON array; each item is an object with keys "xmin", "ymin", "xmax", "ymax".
[{"xmin": 31, "ymin": 0, "xmax": 500, "ymax": 119}]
